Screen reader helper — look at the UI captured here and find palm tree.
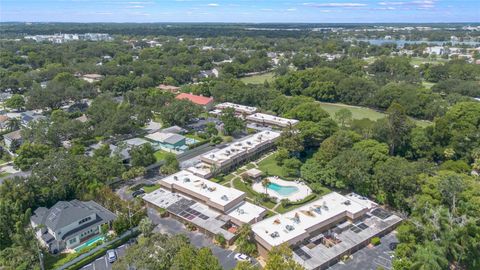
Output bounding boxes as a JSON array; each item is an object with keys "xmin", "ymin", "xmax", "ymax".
[
  {"xmin": 262, "ymin": 178, "xmax": 270, "ymax": 195},
  {"xmin": 411, "ymin": 241, "xmax": 448, "ymax": 270},
  {"xmin": 6, "ymin": 117, "xmax": 21, "ymax": 132}
]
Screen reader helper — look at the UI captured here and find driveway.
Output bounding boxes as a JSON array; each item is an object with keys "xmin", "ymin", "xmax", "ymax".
[
  {"xmin": 79, "ymin": 242, "xmax": 130, "ymax": 270},
  {"xmin": 328, "ymin": 231, "xmax": 398, "ymax": 270},
  {"xmin": 148, "ymin": 208, "xmax": 259, "ymax": 270}
]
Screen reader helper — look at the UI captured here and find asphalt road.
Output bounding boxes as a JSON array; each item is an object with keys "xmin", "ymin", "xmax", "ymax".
[
  {"xmin": 148, "ymin": 208, "xmax": 259, "ymax": 270},
  {"xmin": 79, "ymin": 243, "xmax": 129, "ymax": 270}
]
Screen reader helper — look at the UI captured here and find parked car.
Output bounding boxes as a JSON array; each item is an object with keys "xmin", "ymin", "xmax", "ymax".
[
  {"xmin": 234, "ymin": 253, "xmax": 252, "ymax": 262},
  {"xmin": 107, "ymin": 249, "xmax": 117, "ymax": 263},
  {"xmin": 132, "ymin": 189, "xmax": 145, "ymax": 198}
]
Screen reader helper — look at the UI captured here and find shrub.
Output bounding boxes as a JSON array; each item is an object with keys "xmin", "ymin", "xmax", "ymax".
[
  {"xmin": 371, "ymin": 237, "xmax": 381, "ymax": 246},
  {"xmin": 215, "ymin": 233, "xmax": 227, "ymax": 247}
]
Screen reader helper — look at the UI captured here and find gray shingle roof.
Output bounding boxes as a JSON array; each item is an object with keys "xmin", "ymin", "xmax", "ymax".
[
  {"xmin": 163, "ymin": 133, "xmax": 185, "ymax": 145},
  {"xmin": 31, "ymin": 200, "xmax": 116, "ymax": 232}
]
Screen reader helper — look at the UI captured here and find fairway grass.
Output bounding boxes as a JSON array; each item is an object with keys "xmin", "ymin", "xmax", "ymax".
[
  {"xmin": 318, "ymin": 101, "xmax": 432, "ymax": 127},
  {"xmin": 240, "ymin": 72, "xmax": 275, "ymax": 84},
  {"xmin": 318, "ymin": 102, "xmax": 386, "ymax": 121}
]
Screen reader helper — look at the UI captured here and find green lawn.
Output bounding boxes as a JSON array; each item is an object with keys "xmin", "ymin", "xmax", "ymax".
[
  {"xmin": 318, "ymin": 102, "xmax": 386, "ymax": 121},
  {"xmin": 233, "ymin": 178, "xmax": 276, "ymax": 209},
  {"xmin": 240, "ymin": 72, "xmax": 275, "ymax": 84},
  {"xmin": 257, "ymin": 153, "xmax": 295, "ymax": 180},
  {"xmin": 185, "ymin": 133, "xmax": 205, "ymax": 142},
  {"xmin": 410, "ymin": 57, "xmax": 448, "ymax": 66},
  {"xmin": 317, "ymin": 102, "xmax": 432, "ymax": 127},
  {"xmin": 143, "ymin": 184, "xmax": 161, "ymax": 193},
  {"xmin": 154, "ymin": 150, "xmax": 170, "ymax": 162}
]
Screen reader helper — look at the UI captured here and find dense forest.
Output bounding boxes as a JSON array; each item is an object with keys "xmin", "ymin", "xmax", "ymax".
[{"xmin": 0, "ymin": 23, "xmax": 479, "ymax": 270}]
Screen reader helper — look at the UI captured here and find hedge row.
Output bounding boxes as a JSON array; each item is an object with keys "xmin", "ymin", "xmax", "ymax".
[
  {"xmin": 284, "ymin": 194, "xmax": 317, "ymax": 207},
  {"xmin": 64, "ymin": 231, "xmax": 139, "ymax": 270}
]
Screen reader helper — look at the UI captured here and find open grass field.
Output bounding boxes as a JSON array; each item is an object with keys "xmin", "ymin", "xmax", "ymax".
[
  {"xmin": 257, "ymin": 153, "xmax": 297, "ymax": 180},
  {"xmin": 410, "ymin": 57, "xmax": 448, "ymax": 66},
  {"xmin": 318, "ymin": 102, "xmax": 386, "ymax": 121},
  {"xmin": 240, "ymin": 72, "xmax": 275, "ymax": 84},
  {"xmin": 143, "ymin": 184, "xmax": 161, "ymax": 193},
  {"xmin": 318, "ymin": 102, "xmax": 432, "ymax": 127}
]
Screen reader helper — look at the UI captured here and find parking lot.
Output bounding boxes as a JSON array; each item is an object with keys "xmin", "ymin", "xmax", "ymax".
[
  {"xmin": 79, "ymin": 243, "xmax": 129, "ymax": 270},
  {"xmin": 148, "ymin": 208, "xmax": 259, "ymax": 270},
  {"xmin": 329, "ymin": 231, "xmax": 398, "ymax": 270}
]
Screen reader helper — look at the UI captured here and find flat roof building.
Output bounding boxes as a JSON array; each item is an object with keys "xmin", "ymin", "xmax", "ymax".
[
  {"xmin": 246, "ymin": 113, "xmax": 299, "ymax": 128},
  {"xmin": 159, "ymin": 170, "xmax": 246, "ymax": 213},
  {"xmin": 200, "ymin": 130, "xmax": 280, "ymax": 173},
  {"xmin": 215, "ymin": 102, "xmax": 257, "ymax": 115},
  {"xmin": 251, "ymin": 192, "xmax": 402, "ymax": 269}
]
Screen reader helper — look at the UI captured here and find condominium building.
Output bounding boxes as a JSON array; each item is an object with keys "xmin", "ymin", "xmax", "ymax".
[
  {"xmin": 145, "ymin": 171, "xmax": 267, "ymax": 243},
  {"xmin": 159, "ymin": 170, "xmax": 246, "ymax": 213},
  {"xmin": 252, "ymin": 192, "xmax": 402, "ymax": 269},
  {"xmin": 200, "ymin": 130, "xmax": 280, "ymax": 173},
  {"xmin": 246, "ymin": 113, "xmax": 299, "ymax": 128},
  {"xmin": 215, "ymin": 102, "xmax": 257, "ymax": 115}
]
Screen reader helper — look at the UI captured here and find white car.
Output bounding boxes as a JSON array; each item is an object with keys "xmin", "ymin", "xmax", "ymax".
[
  {"xmin": 107, "ymin": 249, "xmax": 117, "ymax": 263},
  {"xmin": 234, "ymin": 253, "xmax": 252, "ymax": 262}
]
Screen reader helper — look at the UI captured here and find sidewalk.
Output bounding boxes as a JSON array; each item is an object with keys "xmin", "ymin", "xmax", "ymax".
[{"xmin": 56, "ymin": 228, "xmax": 137, "ymax": 270}]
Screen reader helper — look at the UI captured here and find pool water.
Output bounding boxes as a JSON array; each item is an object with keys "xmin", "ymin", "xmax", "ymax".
[
  {"xmin": 268, "ymin": 182, "xmax": 299, "ymax": 196},
  {"xmin": 74, "ymin": 235, "xmax": 104, "ymax": 252}
]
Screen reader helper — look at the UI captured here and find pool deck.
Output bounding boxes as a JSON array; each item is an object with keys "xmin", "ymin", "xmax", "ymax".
[{"xmin": 252, "ymin": 177, "xmax": 311, "ymax": 202}]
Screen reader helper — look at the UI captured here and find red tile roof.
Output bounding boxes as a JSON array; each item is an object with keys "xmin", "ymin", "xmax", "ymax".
[{"xmin": 175, "ymin": 93, "xmax": 214, "ymax": 106}]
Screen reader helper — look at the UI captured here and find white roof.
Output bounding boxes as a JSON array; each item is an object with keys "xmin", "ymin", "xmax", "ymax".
[
  {"xmin": 215, "ymin": 102, "xmax": 257, "ymax": 114},
  {"xmin": 251, "ymin": 192, "xmax": 369, "ymax": 247},
  {"xmin": 159, "ymin": 170, "xmax": 245, "ymax": 208},
  {"xmin": 246, "ymin": 113, "xmax": 299, "ymax": 127},
  {"xmin": 145, "ymin": 132, "xmax": 185, "ymax": 144},
  {"xmin": 227, "ymin": 201, "xmax": 266, "ymax": 224},
  {"xmin": 186, "ymin": 163, "xmax": 212, "ymax": 178},
  {"xmin": 201, "ymin": 130, "xmax": 280, "ymax": 164}
]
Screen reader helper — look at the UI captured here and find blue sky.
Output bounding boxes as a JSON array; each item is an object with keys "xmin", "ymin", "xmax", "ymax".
[{"xmin": 1, "ymin": 0, "xmax": 479, "ymax": 23}]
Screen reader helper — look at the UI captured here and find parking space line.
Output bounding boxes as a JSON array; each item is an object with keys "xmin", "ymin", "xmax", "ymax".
[
  {"xmin": 105, "ymin": 256, "xmax": 108, "ymax": 269},
  {"xmin": 226, "ymin": 250, "xmax": 235, "ymax": 258}
]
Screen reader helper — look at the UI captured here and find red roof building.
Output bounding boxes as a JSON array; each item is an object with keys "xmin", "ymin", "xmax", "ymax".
[{"xmin": 175, "ymin": 93, "xmax": 214, "ymax": 109}]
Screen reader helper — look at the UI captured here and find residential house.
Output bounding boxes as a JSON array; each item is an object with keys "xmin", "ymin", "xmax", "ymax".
[
  {"xmin": 0, "ymin": 115, "xmax": 10, "ymax": 131},
  {"xmin": 157, "ymin": 84, "xmax": 181, "ymax": 94},
  {"xmin": 30, "ymin": 200, "xmax": 116, "ymax": 253},
  {"xmin": 3, "ymin": 129, "xmax": 22, "ymax": 150},
  {"xmin": 145, "ymin": 132, "xmax": 187, "ymax": 151},
  {"xmin": 81, "ymin": 74, "xmax": 104, "ymax": 83},
  {"xmin": 175, "ymin": 93, "xmax": 214, "ymax": 110}
]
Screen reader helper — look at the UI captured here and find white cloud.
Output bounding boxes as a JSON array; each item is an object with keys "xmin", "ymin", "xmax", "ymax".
[
  {"xmin": 303, "ymin": 2, "xmax": 368, "ymax": 7},
  {"xmin": 378, "ymin": 0, "xmax": 437, "ymax": 9},
  {"xmin": 207, "ymin": 3, "xmax": 219, "ymax": 7},
  {"xmin": 286, "ymin": 8, "xmax": 297, "ymax": 11},
  {"xmin": 128, "ymin": 5, "xmax": 145, "ymax": 8}
]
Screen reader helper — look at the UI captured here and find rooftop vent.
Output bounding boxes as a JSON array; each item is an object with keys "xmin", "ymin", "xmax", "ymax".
[{"xmin": 221, "ymin": 195, "xmax": 229, "ymax": 201}]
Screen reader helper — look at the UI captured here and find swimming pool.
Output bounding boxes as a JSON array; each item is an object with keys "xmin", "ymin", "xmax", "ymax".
[
  {"xmin": 268, "ymin": 182, "xmax": 299, "ymax": 197},
  {"xmin": 74, "ymin": 235, "xmax": 104, "ymax": 252}
]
